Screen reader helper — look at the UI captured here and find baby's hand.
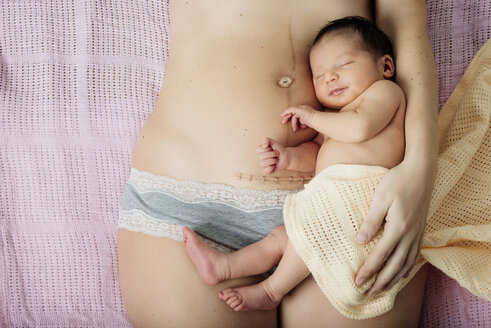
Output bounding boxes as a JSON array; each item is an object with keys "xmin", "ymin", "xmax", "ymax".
[
  {"xmin": 256, "ymin": 137, "xmax": 290, "ymax": 174},
  {"xmin": 281, "ymin": 105, "xmax": 316, "ymax": 131}
]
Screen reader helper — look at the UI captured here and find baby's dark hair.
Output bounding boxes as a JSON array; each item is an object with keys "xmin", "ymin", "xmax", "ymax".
[{"xmin": 312, "ymin": 16, "xmax": 394, "ymax": 63}]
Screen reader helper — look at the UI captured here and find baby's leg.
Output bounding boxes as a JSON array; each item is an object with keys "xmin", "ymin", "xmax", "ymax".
[
  {"xmin": 220, "ymin": 240, "xmax": 310, "ymax": 312},
  {"xmin": 182, "ymin": 225, "xmax": 288, "ymax": 285}
]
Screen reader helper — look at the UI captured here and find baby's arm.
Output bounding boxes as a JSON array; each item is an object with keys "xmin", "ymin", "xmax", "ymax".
[
  {"xmin": 282, "ymin": 80, "xmax": 404, "ymax": 143},
  {"xmin": 257, "ymin": 135, "xmax": 322, "ymax": 174}
]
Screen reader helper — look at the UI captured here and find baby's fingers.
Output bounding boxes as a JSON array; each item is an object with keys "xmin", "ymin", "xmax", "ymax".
[
  {"xmin": 292, "ymin": 115, "xmax": 300, "ymax": 131},
  {"xmin": 262, "ymin": 166, "xmax": 275, "ymax": 174},
  {"xmin": 260, "ymin": 137, "xmax": 272, "ymax": 148},
  {"xmin": 260, "ymin": 155, "xmax": 279, "ymax": 166},
  {"xmin": 258, "ymin": 150, "xmax": 279, "ymax": 161},
  {"xmin": 280, "ymin": 108, "xmax": 294, "ymax": 116},
  {"xmin": 281, "ymin": 113, "xmax": 293, "ymax": 125},
  {"xmin": 256, "ymin": 145, "xmax": 272, "ymax": 153},
  {"xmin": 260, "ymin": 157, "xmax": 279, "ymax": 174}
]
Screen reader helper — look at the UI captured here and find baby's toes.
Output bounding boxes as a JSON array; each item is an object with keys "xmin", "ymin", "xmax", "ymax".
[
  {"xmin": 227, "ymin": 295, "xmax": 243, "ymax": 310},
  {"xmin": 218, "ymin": 288, "xmax": 235, "ymax": 301}
]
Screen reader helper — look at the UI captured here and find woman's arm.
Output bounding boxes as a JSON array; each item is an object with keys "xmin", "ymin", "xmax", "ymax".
[
  {"xmin": 376, "ymin": 0, "xmax": 438, "ymax": 165},
  {"xmin": 354, "ymin": 0, "xmax": 438, "ymax": 297}
]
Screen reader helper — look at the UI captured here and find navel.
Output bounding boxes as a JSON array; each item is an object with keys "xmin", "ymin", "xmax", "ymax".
[{"xmin": 277, "ymin": 76, "xmax": 293, "ymax": 88}]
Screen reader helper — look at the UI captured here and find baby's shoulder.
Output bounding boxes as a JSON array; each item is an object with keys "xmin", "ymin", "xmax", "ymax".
[
  {"xmin": 367, "ymin": 79, "xmax": 403, "ymax": 95},
  {"xmin": 364, "ymin": 80, "xmax": 405, "ymax": 105}
]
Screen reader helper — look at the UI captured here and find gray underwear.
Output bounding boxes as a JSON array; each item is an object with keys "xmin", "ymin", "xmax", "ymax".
[{"xmin": 118, "ymin": 168, "xmax": 298, "ymax": 251}]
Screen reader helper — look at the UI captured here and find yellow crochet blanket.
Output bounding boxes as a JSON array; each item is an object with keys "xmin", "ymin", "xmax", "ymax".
[{"xmin": 283, "ymin": 38, "xmax": 491, "ymax": 320}]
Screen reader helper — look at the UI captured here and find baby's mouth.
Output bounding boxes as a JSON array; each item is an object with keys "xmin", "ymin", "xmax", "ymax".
[{"xmin": 329, "ymin": 88, "xmax": 346, "ymax": 96}]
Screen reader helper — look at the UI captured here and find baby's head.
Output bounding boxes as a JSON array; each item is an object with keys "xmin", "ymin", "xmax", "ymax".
[{"xmin": 310, "ymin": 16, "xmax": 395, "ymax": 109}]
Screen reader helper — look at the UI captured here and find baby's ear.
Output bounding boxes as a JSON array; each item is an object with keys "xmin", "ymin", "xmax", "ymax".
[{"xmin": 380, "ymin": 55, "xmax": 395, "ymax": 78}]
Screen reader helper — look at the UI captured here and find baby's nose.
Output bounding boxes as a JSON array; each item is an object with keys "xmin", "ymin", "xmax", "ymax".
[{"xmin": 324, "ymin": 72, "xmax": 338, "ymax": 83}]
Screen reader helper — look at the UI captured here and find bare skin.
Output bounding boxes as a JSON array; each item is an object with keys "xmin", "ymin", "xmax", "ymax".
[
  {"xmin": 184, "ymin": 225, "xmax": 309, "ymax": 313},
  {"xmin": 118, "ymin": 0, "xmax": 437, "ymax": 326},
  {"xmin": 183, "ymin": 226, "xmax": 310, "ymax": 312},
  {"xmin": 182, "ymin": 227, "xmax": 232, "ymax": 286},
  {"xmin": 182, "ymin": 227, "xmax": 285, "ymax": 312},
  {"xmin": 183, "ymin": 33, "xmax": 407, "ymax": 313}
]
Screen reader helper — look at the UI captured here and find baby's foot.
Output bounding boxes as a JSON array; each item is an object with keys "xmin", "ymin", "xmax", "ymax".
[
  {"xmin": 182, "ymin": 227, "xmax": 231, "ymax": 285},
  {"xmin": 219, "ymin": 280, "xmax": 282, "ymax": 312}
]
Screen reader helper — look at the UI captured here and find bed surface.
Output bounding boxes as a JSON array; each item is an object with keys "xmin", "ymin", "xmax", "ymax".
[{"xmin": 1, "ymin": 1, "xmax": 489, "ymax": 326}]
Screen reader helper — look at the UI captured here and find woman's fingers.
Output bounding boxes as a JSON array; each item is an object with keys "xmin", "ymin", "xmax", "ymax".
[
  {"xmin": 356, "ymin": 187, "xmax": 390, "ymax": 245},
  {"xmin": 354, "ymin": 183, "xmax": 393, "ymax": 287},
  {"xmin": 364, "ymin": 233, "xmax": 413, "ymax": 297},
  {"xmin": 382, "ymin": 238, "xmax": 421, "ymax": 292},
  {"xmin": 353, "ymin": 162, "xmax": 433, "ymax": 296},
  {"xmin": 404, "ymin": 229, "xmax": 424, "ymax": 279},
  {"xmin": 355, "ymin": 223, "xmax": 400, "ymax": 288}
]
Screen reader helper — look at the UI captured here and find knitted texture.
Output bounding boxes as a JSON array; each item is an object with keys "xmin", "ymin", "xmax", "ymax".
[
  {"xmin": 1, "ymin": 0, "xmax": 490, "ymax": 326},
  {"xmin": 0, "ymin": 0, "xmax": 169, "ymax": 326},
  {"xmin": 423, "ymin": 37, "xmax": 491, "ymax": 303},
  {"xmin": 422, "ymin": 1, "xmax": 491, "ymax": 326},
  {"xmin": 284, "ymin": 39, "xmax": 491, "ymax": 320},
  {"xmin": 283, "ymin": 165, "xmax": 409, "ymax": 318}
]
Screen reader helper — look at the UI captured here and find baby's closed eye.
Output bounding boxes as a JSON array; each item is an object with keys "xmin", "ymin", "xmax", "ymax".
[{"xmin": 338, "ymin": 61, "xmax": 353, "ymax": 68}]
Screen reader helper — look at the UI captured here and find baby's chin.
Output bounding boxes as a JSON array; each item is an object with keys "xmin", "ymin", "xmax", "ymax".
[{"xmin": 320, "ymin": 100, "xmax": 347, "ymax": 110}]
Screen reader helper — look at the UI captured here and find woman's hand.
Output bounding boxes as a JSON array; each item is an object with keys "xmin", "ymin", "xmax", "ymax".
[
  {"xmin": 281, "ymin": 105, "xmax": 316, "ymax": 131},
  {"xmin": 354, "ymin": 160, "xmax": 435, "ymax": 297},
  {"xmin": 256, "ymin": 137, "xmax": 290, "ymax": 174}
]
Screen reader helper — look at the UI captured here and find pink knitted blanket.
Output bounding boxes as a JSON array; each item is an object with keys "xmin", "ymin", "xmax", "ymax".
[{"xmin": 0, "ymin": 1, "xmax": 489, "ymax": 326}]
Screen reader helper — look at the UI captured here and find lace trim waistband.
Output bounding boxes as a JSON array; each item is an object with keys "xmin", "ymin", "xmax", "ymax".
[
  {"xmin": 118, "ymin": 209, "xmax": 234, "ymax": 253},
  {"xmin": 127, "ymin": 168, "xmax": 298, "ymax": 211}
]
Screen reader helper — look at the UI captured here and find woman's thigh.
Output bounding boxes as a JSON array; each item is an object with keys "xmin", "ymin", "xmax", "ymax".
[
  {"xmin": 117, "ymin": 229, "xmax": 277, "ymax": 328},
  {"xmin": 280, "ymin": 264, "xmax": 428, "ymax": 328}
]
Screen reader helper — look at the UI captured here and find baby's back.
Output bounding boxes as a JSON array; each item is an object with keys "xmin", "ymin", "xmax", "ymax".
[{"xmin": 315, "ymin": 82, "xmax": 406, "ymax": 173}]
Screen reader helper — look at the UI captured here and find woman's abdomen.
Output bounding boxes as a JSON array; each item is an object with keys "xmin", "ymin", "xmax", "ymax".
[{"xmin": 132, "ymin": 49, "xmax": 319, "ymax": 189}]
